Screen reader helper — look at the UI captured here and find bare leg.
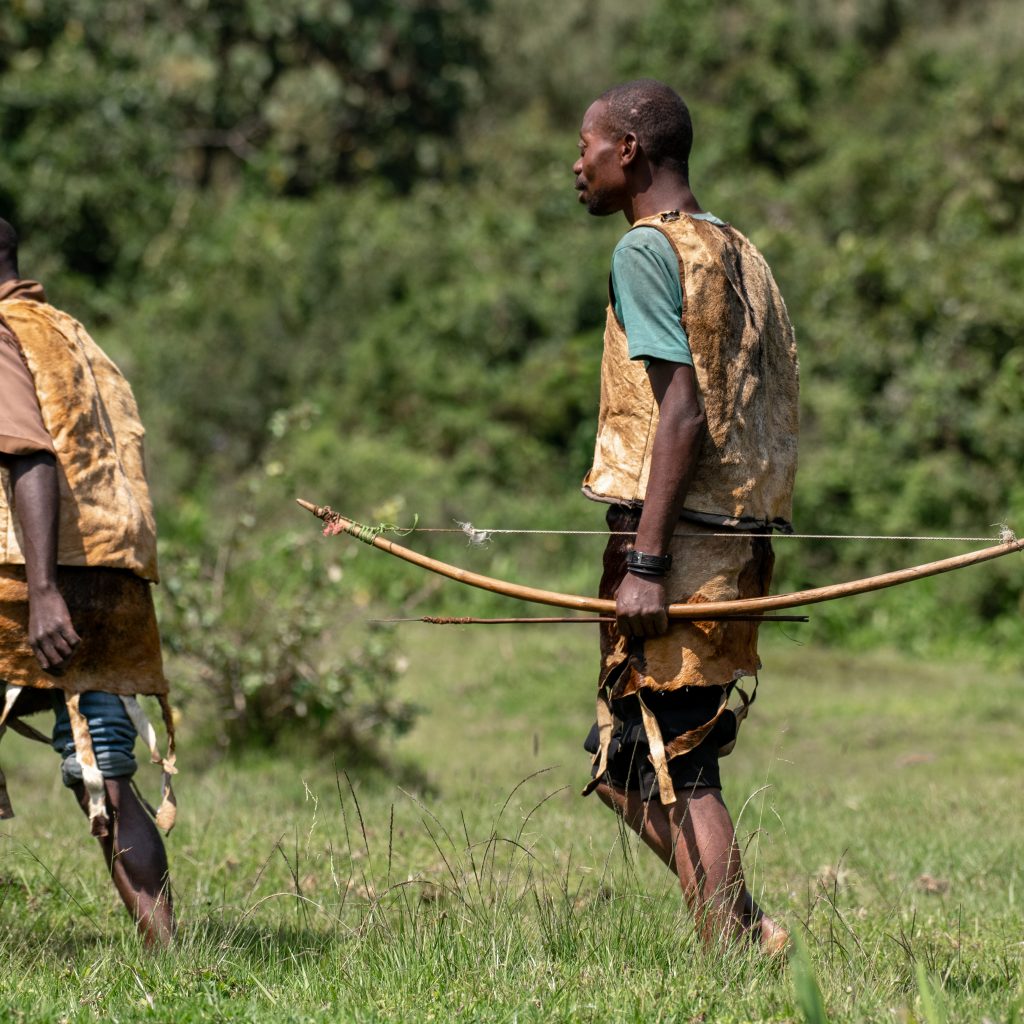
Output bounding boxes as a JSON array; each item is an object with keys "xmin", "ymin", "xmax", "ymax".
[
  {"xmin": 72, "ymin": 778, "xmax": 174, "ymax": 947},
  {"xmin": 595, "ymin": 781, "xmax": 787, "ymax": 953},
  {"xmin": 669, "ymin": 785, "xmax": 753, "ymax": 944},
  {"xmin": 596, "ymin": 781, "xmax": 675, "ymax": 868}
]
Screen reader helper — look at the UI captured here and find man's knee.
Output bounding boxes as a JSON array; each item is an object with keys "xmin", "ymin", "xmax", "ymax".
[
  {"xmin": 593, "ymin": 780, "xmax": 625, "ymax": 813},
  {"xmin": 594, "ymin": 781, "xmax": 658, "ymax": 828},
  {"xmin": 52, "ymin": 691, "xmax": 139, "ymax": 787}
]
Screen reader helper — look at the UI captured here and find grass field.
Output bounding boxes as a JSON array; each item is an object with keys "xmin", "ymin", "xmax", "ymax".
[{"xmin": 1, "ymin": 625, "xmax": 1022, "ymax": 1022}]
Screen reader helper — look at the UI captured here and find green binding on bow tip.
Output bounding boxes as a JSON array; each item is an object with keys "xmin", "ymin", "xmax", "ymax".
[{"xmin": 295, "ymin": 501, "xmax": 418, "ymax": 544}]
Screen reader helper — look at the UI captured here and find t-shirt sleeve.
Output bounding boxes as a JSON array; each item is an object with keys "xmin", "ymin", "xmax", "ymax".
[
  {"xmin": 0, "ymin": 319, "xmax": 55, "ymax": 456},
  {"xmin": 610, "ymin": 228, "xmax": 692, "ymax": 366}
]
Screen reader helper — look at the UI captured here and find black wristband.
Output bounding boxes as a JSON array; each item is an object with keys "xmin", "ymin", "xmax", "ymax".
[{"xmin": 626, "ymin": 549, "xmax": 672, "ymax": 577}]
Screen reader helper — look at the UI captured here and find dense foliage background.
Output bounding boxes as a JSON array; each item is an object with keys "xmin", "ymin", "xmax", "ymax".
[{"xmin": 2, "ymin": 0, "xmax": 1021, "ymax": 744}]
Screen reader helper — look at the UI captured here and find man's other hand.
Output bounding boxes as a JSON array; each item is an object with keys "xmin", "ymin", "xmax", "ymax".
[
  {"xmin": 615, "ymin": 572, "xmax": 670, "ymax": 638},
  {"xmin": 27, "ymin": 586, "xmax": 80, "ymax": 674}
]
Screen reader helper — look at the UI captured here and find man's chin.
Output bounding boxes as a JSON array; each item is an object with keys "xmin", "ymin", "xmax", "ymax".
[
  {"xmin": 578, "ymin": 191, "xmax": 612, "ymax": 216},
  {"xmin": 581, "ymin": 191, "xmax": 618, "ymax": 217}
]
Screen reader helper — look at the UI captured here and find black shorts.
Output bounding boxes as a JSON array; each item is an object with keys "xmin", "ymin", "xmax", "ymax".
[{"xmin": 584, "ymin": 685, "xmax": 737, "ymax": 801}]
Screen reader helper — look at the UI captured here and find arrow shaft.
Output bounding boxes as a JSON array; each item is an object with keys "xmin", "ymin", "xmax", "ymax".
[{"xmin": 374, "ymin": 614, "xmax": 809, "ymax": 625}]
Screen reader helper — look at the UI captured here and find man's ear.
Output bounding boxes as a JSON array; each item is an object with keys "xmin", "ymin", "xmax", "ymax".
[{"xmin": 620, "ymin": 131, "xmax": 639, "ymax": 167}]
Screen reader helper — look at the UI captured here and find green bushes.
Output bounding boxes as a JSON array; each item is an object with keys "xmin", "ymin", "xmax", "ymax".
[
  {"xmin": 154, "ymin": 420, "xmax": 417, "ymax": 755},
  {"xmin": 158, "ymin": 534, "xmax": 416, "ymax": 754}
]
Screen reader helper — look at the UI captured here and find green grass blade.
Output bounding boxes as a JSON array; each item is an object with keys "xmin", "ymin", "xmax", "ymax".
[
  {"xmin": 791, "ymin": 934, "xmax": 830, "ymax": 1024},
  {"xmin": 915, "ymin": 962, "xmax": 948, "ymax": 1024}
]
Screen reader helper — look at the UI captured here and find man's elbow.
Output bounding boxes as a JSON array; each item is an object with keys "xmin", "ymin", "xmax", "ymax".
[{"xmin": 664, "ymin": 403, "xmax": 706, "ymax": 441}]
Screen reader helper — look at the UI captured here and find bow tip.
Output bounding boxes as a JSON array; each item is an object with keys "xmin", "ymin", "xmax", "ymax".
[{"xmin": 297, "ymin": 498, "xmax": 335, "ymax": 523}]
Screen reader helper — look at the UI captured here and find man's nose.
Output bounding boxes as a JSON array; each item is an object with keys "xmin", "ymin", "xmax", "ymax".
[{"xmin": 572, "ymin": 157, "xmax": 582, "ymax": 175}]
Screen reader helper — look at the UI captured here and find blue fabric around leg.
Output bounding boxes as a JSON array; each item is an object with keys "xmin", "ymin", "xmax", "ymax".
[{"xmin": 51, "ymin": 691, "xmax": 139, "ymax": 785}]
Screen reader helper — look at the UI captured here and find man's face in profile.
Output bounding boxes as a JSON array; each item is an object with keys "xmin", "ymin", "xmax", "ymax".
[{"xmin": 574, "ymin": 100, "xmax": 626, "ymax": 217}]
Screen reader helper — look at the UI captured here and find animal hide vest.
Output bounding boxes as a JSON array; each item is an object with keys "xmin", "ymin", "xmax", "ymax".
[
  {"xmin": 582, "ymin": 211, "xmax": 799, "ymax": 532},
  {"xmin": 0, "ymin": 298, "xmax": 159, "ymax": 580}
]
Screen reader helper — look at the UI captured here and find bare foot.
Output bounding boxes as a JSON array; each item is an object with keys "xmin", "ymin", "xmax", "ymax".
[{"xmin": 758, "ymin": 915, "xmax": 790, "ymax": 957}]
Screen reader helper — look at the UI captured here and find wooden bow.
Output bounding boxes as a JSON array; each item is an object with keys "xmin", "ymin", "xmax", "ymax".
[{"xmin": 297, "ymin": 500, "xmax": 1023, "ymax": 619}]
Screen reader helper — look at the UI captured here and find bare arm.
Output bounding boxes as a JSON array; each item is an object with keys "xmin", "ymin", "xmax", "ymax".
[
  {"xmin": 615, "ymin": 359, "xmax": 706, "ymax": 638},
  {"xmin": 5, "ymin": 451, "xmax": 80, "ymax": 672}
]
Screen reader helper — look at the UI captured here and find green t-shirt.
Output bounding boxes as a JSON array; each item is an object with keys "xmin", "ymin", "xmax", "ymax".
[{"xmin": 610, "ymin": 214, "xmax": 725, "ymax": 366}]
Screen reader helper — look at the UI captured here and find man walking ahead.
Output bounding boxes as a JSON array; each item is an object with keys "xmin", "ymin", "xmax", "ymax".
[
  {"xmin": 574, "ymin": 81, "xmax": 798, "ymax": 952},
  {"xmin": 0, "ymin": 218, "xmax": 175, "ymax": 946}
]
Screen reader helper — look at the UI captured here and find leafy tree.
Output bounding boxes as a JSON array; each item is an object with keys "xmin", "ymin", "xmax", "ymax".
[{"xmin": 0, "ymin": 0, "xmax": 487, "ymax": 300}]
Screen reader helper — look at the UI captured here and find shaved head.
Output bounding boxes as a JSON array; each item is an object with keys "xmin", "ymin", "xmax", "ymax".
[
  {"xmin": 0, "ymin": 218, "xmax": 18, "ymax": 279},
  {"xmin": 597, "ymin": 80, "xmax": 693, "ymax": 178}
]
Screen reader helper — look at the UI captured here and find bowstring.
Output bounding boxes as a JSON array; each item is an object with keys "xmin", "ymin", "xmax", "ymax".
[{"xmin": 391, "ymin": 524, "xmax": 1017, "ymax": 544}]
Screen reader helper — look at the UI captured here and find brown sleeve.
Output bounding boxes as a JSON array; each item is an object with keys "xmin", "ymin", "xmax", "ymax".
[{"xmin": 0, "ymin": 317, "xmax": 56, "ymax": 457}]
